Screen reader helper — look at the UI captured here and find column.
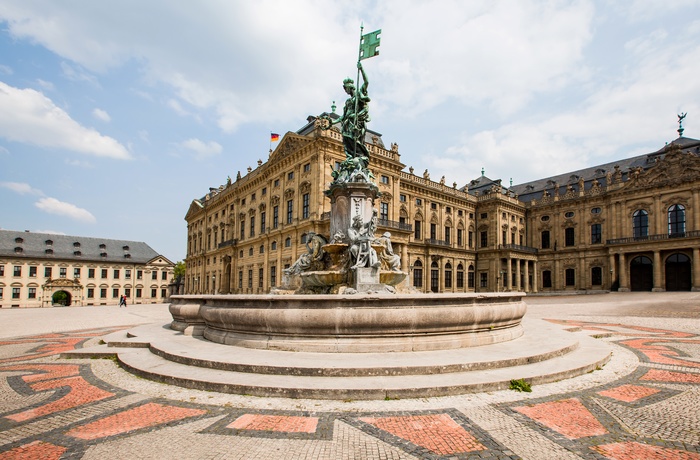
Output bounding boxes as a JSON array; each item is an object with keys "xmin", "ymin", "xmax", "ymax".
[
  {"xmin": 524, "ymin": 260, "xmax": 530, "ymax": 292},
  {"xmin": 507, "ymin": 257, "xmax": 513, "ymax": 291},
  {"xmin": 693, "ymin": 248, "xmax": 700, "ymax": 291},
  {"xmin": 618, "ymin": 253, "xmax": 629, "ymax": 291},
  {"xmin": 515, "ymin": 258, "xmax": 521, "ymax": 291},
  {"xmin": 608, "ymin": 253, "xmax": 616, "ymax": 290},
  {"xmin": 652, "ymin": 250, "xmax": 664, "ymax": 291},
  {"xmin": 532, "ymin": 261, "xmax": 538, "ymax": 293}
]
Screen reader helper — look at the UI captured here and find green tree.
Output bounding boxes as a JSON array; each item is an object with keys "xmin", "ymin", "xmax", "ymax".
[{"xmin": 173, "ymin": 260, "xmax": 186, "ymax": 281}]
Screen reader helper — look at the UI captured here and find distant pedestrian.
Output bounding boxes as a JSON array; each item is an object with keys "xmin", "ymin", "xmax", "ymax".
[{"xmin": 119, "ymin": 295, "xmax": 126, "ymax": 307}]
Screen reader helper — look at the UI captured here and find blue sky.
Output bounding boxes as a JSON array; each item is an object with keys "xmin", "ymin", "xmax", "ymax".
[{"xmin": 1, "ymin": 1, "xmax": 699, "ymax": 262}]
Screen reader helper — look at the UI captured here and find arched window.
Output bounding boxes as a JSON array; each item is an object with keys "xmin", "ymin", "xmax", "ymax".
[
  {"xmin": 468, "ymin": 265, "xmax": 475, "ymax": 288},
  {"xmin": 633, "ymin": 210, "xmax": 648, "ymax": 238},
  {"xmin": 668, "ymin": 204, "xmax": 686, "ymax": 237},
  {"xmin": 271, "ymin": 241, "xmax": 277, "ymax": 250},
  {"xmin": 412, "ymin": 260, "xmax": 423, "ymax": 288},
  {"xmin": 430, "ymin": 261, "xmax": 439, "ymax": 293},
  {"xmin": 456, "ymin": 263, "xmax": 464, "ymax": 288},
  {"xmin": 444, "ymin": 262, "xmax": 453, "ymax": 289},
  {"xmin": 285, "ymin": 237, "xmax": 292, "ymax": 247},
  {"xmin": 301, "ymin": 233, "xmax": 308, "ymax": 244},
  {"xmin": 259, "ymin": 245, "xmax": 265, "ymax": 254}
]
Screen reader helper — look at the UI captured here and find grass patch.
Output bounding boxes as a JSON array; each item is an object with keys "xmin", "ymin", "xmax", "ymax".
[{"xmin": 509, "ymin": 378, "xmax": 532, "ymax": 392}]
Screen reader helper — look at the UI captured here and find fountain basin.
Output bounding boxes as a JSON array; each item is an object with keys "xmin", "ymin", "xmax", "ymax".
[{"xmin": 169, "ymin": 292, "xmax": 526, "ymax": 353}]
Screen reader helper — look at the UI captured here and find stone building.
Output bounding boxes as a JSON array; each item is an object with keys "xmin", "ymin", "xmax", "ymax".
[
  {"xmin": 184, "ymin": 114, "xmax": 700, "ymax": 294},
  {"xmin": 0, "ymin": 230, "xmax": 174, "ymax": 308}
]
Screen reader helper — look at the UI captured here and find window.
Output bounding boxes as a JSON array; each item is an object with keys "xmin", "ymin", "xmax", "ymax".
[
  {"xmin": 14, "ymin": 266, "xmax": 21, "ymax": 277},
  {"xmin": 302, "ymin": 193, "xmax": 310, "ymax": 219},
  {"xmin": 89, "ymin": 268, "xmax": 95, "ymax": 278},
  {"xmin": 565, "ymin": 268, "xmax": 575, "ymax": 286},
  {"xmin": 240, "ymin": 219, "xmax": 246, "ymax": 240},
  {"xmin": 542, "ymin": 270, "xmax": 552, "ymax": 288},
  {"xmin": 591, "ymin": 267, "xmax": 602, "ymax": 286},
  {"xmin": 113, "ymin": 288, "xmax": 119, "ymax": 298},
  {"xmin": 0, "ymin": 265, "xmax": 3, "ymax": 276},
  {"xmin": 444, "ymin": 226, "xmax": 451, "ymax": 244},
  {"xmin": 262, "ymin": 187, "xmax": 267, "ymax": 195},
  {"xmin": 249, "ymin": 247, "xmax": 253, "ymax": 256},
  {"xmin": 248, "ymin": 269, "xmax": 253, "ymax": 288},
  {"xmin": 100, "ymin": 288, "xmax": 107, "ymax": 298},
  {"xmin": 270, "ymin": 265, "xmax": 277, "ymax": 287},
  {"xmin": 273, "ymin": 206, "xmax": 279, "ymax": 229},
  {"xmin": 414, "ymin": 220, "xmax": 422, "ymax": 240},
  {"xmin": 541, "ymin": 231, "xmax": 550, "ymax": 249},
  {"xmin": 380, "ymin": 202, "xmax": 388, "ymax": 221},
  {"xmin": 45, "ymin": 267, "xmax": 52, "ymax": 277},
  {"xmin": 446, "ymin": 206, "xmax": 451, "ymax": 214},
  {"xmin": 151, "ymin": 288, "xmax": 157, "ymax": 298},
  {"xmin": 74, "ymin": 268, "xmax": 81, "ymax": 278},
  {"xmin": 633, "ymin": 209, "xmax": 649, "ymax": 238},
  {"xmin": 591, "ymin": 207, "xmax": 601, "ymax": 215},
  {"xmin": 271, "ymin": 241, "xmax": 278, "ymax": 250},
  {"xmin": 260, "ymin": 245, "xmax": 265, "ymax": 254},
  {"xmin": 541, "ymin": 215, "xmax": 550, "ymax": 222},
  {"xmin": 151, "ymin": 271, "xmax": 158, "ymax": 280},
  {"xmin": 136, "ymin": 288, "xmax": 142, "ymax": 298},
  {"xmin": 238, "ymin": 271, "xmax": 243, "ymax": 289},
  {"xmin": 431, "ymin": 203, "xmax": 437, "ymax": 210},
  {"xmin": 285, "ymin": 237, "xmax": 292, "ymax": 247},
  {"xmin": 114, "ymin": 269, "xmax": 120, "ymax": 279},
  {"xmin": 250, "ymin": 215, "xmax": 255, "ymax": 237},
  {"xmin": 28, "ymin": 288, "xmax": 36, "ymax": 299},
  {"xmin": 287, "ymin": 200, "xmax": 293, "ymax": 224},
  {"xmin": 444, "ymin": 263, "xmax": 452, "ymax": 289},
  {"xmin": 412, "ymin": 260, "xmax": 423, "ymax": 288},
  {"xmin": 87, "ymin": 288, "xmax": 94, "ymax": 298},
  {"xmin": 260, "ymin": 211, "xmax": 266, "ymax": 233},
  {"xmin": 29, "ymin": 266, "xmax": 37, "ymax": 277},
  {"xmin": 241, "ymin": 198, "xmax": 246, "ymax": 206},
  {"xmin": 457, "ymin": 264, "xmax": 464, "ymax": 288},
  {"xmin": 102, "ymin": 269, "xmax": 108, "ymax": 278},
  {"xmin": 468, "ymin": 266, "xmax": 475, "ymax": 288},
  {"xmin": 480, "ymin": 272, "xmax": 488, "ymax": 288},
  {"xmin": 274, "ymin": 179, "xmax": 280, "ymax": 187},
  {"xmin": 457, "ymin": 229, "xmax": 463, "ymax": 246},
  {"xmin": 251, "ymin": 193, "xmax": 256, "ymax": 202},
  {"xmin": 137, "ymin": 270, "xmax": 142, "ymax": 279},
  {"xmin": 287, "ymin": 171, "xmax": 294, "ymax": 181},
  {"xmin": 125, "ymin": 269, "xmax": 131, "ymax": 279},
  {"xmin": 668, "ymin": 204, "xmax": 686, "ymax": 236},
  {"xmin": 565, "ymin": 227, "xmax": 575, "ymax": 246},
  {"xmin": 480, "ymin": 213, "xmax": 488, "ymax": 219},
  {"xmin": 162, "ymin": 271, "xmax": 167, "ymax": 280},
  {"xmin": 60, "ymin": 268, "xmax": 67, "ymax": 278},
  {"xmin": 400, "ymin": 194, "xmax": 406, "ymax": 202},
  {"xmin": 381, "ymin": 175, "xmax": 389, "ymax": 184},
  {"xmin": 565, "ymin": 211, "xmax": 575, "ymax": 218},
  {"xmin": 259, "ymin": 268, "xmax": 264, "ymax": 288},
  {"xmin": 468, "ymin": 231, "xmax": 473, "ymax": 248},
  {"xmin": 0, "ymin": 287, "xmax": 2, "ymax": 298},
  {"xmin": 161, "ymin": 288, "xmax": 166, "ymax": 298},
  {"xmin": 591, "ymin": 224, "xmax": 602, "ymax": 244},
  {"xmin": 125, "ymin": 288, "xmax": 131, "ymax": 297},
  {"xmin": 430, "ymin": 223, "xmax": 437, "ymax": 240},
  {"xmin": 416, "ymin": 198, "xmax": 422, "ymax": 206},
  {"xmin": 480, "ymin": 231, "xmax": 488, "ymax": 248},
  {"xmin": 13, "ymin": 287, "xmax": 20, "ymax": 299}
]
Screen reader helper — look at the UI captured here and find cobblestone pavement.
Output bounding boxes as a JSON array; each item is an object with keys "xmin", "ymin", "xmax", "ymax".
[{"xmin": 1, "ymin": 293, "xmax": 699, "ymax": 459}]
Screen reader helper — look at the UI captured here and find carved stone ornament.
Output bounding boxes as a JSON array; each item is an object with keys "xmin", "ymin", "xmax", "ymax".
[
  {"xmin": 270, "ymin": 195, "xmax": 280, "ymax": 206},
  {"xmin": 284, "ymin": 188, "xmax": 295, "ymax": 199}
]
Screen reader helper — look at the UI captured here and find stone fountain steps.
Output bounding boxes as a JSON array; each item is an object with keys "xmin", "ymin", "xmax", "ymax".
[{"xmin": 62, "ymin": 318, "xmax": 612, "ymax": 400}]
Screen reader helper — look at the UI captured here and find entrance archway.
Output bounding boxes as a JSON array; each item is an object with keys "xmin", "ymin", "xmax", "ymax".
[
  {"xmin": 630, "ymin": 256, "xmax": 653, "ymax": 291},
  {"xmin": 52, "ymin": 290, "xmax": 72, "ymax": 306},
  {"xmin": 665, "ymin": 253, "xmax": 691, "ymax": 291}
]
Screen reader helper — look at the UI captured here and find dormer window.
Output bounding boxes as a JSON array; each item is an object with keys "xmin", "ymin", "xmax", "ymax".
[
  {"xmin": 15, "ymin": 237, "xmax": 23, "ymax": 244},
  {"xmin": 122, "ymin": 245, "xmax": 130, "ymax": 251},
  {"xmin": 100, "ymin": 252, "xmax": 108, "ymax": 258},
  {"xmin": 45, "ymin": 239, "xmax": 53, "ymax": 246},
  {"xmin": 74, "ymin": 250, "xmax": 82, "ymax": 256},
  {"xmin": 73, "ymin": 242, "xmax": 81, "ymax": 248},
  {"xmin": 14, "ymin": 247, "xmax": 23, "ymax": 253},
  {"xmin": 45, "ymin": 249, "xmax": 54, "ymax": 255},
  {"xmin": 124, "ymin": 253, "xmax": 131, "ymax": 259},
  {"xmin": 99, "ymin": 243, "xmax": 106, "ymax": 250}
]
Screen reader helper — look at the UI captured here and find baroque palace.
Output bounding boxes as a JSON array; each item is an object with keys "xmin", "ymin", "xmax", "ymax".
[
  {"xmin": 184, "ymin": 114, "xmax": 700, "ymax": 295},
  {"xmin": 0, "ymin": 230, "xmax": 174, "ymax": 308}
]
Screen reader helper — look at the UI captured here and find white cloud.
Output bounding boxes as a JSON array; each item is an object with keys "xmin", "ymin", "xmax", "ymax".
[
  {"xmin": 36, "ymin": 79, "xmax": 54, "ymax": 91},
  {"xmin": 0, "ymin": 181, "xmax": 44, "ymax": 196},
  {"xmin": 92, "ymin": 108, "xmax": 111, "ymax": 122},
  {"xmin": 34, "ymin": 197, "xmax": 96, "ymax": 223},
  {"xmin": 33, "ymin": 229, "xmax": 67, "ymax": 235},
  {"xmin": 60, "ymin": 61, "xmax": 99, "ymax": 87},
  {"xmin": 180, "ymin": 138, "xmax": 223, "ymax": 159},
  {"xmin": 0, "ymin": 81, "xmax": 131, "ymax": 159}
]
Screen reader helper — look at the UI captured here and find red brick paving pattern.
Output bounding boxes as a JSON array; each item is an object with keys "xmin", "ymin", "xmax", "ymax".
[
  {"xmin": 65, "ymin": 402, "xmax": 206, "ymax": 440},
  {"xmin": 0, "ymin": 440, "xmax": 68, "ymax": 460},
  {"xmin": 641, "ymin": 369, "xmax": 700, "ymax": 384},
  {"xmin": 6, "ymin": 375, "xmax": 114, "ymax": 422},
  {"xmin": 360, "ymin": 414, "xmax": 486, "ymax": 455},
  {"xmin": 1, "ymin": 363, "xmax": 80, "ymax": 382},
  {"xmin": 514, "ymin": 398, "xmax": 607, "ymax": 439},
  {"xmin": 597, "ymin": 384, "xmax": 661, "ymax": 402},
  {"xmin": 592, "ymin": 441, "xmax": 700, "ymax": 459},
  {"xmin": 228, "ymin": 414, "xmax": 319, "ymax": 433}
]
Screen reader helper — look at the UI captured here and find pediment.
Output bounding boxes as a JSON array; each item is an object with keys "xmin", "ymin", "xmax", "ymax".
[
  {"xmin": 185, "ymin": 200, "xmax": 205, "ymax": 220},
  {"xmin": 268, "ymin": 133, "xmax": 314, "ymax": 161},
  {"xmin": 626, "ymin": 146, "xmax": 700, "ymax": 189}
]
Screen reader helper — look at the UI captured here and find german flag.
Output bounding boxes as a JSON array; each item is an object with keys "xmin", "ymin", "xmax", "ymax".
[{"xmin": 270, "ymin": 133, "xmax": 280, "ymax": 142}]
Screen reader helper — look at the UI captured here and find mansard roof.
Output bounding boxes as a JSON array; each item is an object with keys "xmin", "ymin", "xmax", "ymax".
[
  {"xmin": 0, "ymin": 229, "xmax": 166, "ymax": 264},
  {"xmin": 510, "ymin": 136, "xmax": 700, "ymax": 202}
]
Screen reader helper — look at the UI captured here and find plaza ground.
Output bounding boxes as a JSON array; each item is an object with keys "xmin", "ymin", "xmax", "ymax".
[{"xmin": 0, "ymin": 292, "xmax": 699, "ymax": 459}]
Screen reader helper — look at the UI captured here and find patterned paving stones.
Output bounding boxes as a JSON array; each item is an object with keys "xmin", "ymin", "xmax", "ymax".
[{"xmin": 1, "ymin": 294, "xmax": 700, "ymax": 459}]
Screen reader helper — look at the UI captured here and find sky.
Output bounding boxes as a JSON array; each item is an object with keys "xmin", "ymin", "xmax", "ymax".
[{"xmin": 1, "ymin": 0, "xmax": 699, "ymax": 262}]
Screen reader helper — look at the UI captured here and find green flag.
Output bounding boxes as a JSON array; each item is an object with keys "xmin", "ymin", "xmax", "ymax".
[{"xmin": 359, "ymin": 29, "xmax": 381, "ymax": 60}]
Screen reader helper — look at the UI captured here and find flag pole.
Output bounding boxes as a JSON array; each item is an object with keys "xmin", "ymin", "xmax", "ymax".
[{"xmin": 353, "ymin": 23, "xmax": 363, "ymax": 159}]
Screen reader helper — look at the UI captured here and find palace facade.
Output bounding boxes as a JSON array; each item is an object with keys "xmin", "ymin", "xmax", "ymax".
[
  {"xmin": 0, "ymin": 230, "xmax": 174, "ymax": 308},
  {"xmin": 184, "ymin": 114, "xmax": 700, "ymax": 294}
]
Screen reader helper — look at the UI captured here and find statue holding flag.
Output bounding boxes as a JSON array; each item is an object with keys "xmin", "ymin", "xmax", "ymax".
[{"xmin": 322, "ymin": 26, "xmax": 381, "ymax": 184}]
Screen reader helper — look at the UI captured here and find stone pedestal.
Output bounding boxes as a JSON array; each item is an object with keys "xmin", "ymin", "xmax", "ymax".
[
  {"xmin": 352, "ymin": 267, "xmax": 384, "ymax": 292},
  {"xmin": 326, "ymin": 181, "xmax": 380, "ymax": 241}
]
